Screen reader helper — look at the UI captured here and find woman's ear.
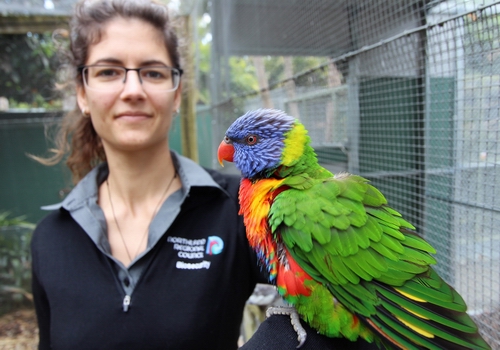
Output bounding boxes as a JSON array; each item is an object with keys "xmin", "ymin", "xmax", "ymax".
[
  {"xmin": 173, "ymin": 81, "xmax": 182, "ymax": 111},
  {"xmin": 76, "ymin": 85, "xmax": 89, "ymax": 115}
]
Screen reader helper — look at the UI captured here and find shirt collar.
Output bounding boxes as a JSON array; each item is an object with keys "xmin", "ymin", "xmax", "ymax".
[
  {"xmin": 173, "ymin": 151, "xmax": 222, "ymax": 193},
  {"xmin": 41, "ymin": 151, "xmax": 222, "ymax": 211}
]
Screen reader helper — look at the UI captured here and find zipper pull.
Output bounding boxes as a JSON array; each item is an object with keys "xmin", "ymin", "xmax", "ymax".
[{"xmin": 123, "ymin": 295, "xmax": 131, "ymax": 312}]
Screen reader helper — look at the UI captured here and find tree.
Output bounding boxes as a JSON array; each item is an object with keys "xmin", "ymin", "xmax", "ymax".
[{"xmin": 0, "ymin": 32, "xmax": 62, "ymax": 109}]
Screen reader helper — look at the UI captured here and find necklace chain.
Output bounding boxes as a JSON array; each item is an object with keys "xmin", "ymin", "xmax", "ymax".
[{"xmin": 106, "ymin": 171, "xmax": 177, "ymax": 264}]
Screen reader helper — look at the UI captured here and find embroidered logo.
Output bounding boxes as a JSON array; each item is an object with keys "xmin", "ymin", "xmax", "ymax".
[
  {"xmin": 167, "ymin": 235, "xmax": 224, "ymax": 270},
  {"xmin": 206, "ymin": 236, "xmax": 224, "ymax": 255}
]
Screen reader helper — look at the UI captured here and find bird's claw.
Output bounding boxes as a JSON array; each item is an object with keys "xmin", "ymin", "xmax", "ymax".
[{"xmin": 266, "ymin": 306, "xmax": 307, "ymax": 348}]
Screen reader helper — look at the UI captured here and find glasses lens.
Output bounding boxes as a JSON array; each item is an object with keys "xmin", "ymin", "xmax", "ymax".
[
  {"xmin": 83, "ymin": 66, "xmax": 125, "ymax": 91},
  {"xmin": 82, "ymin": 66, "xmax": 180, "ymax": 92},
  {"xmin": 140, "ymin": 67, "xmax": 179, "ymax": 91}
]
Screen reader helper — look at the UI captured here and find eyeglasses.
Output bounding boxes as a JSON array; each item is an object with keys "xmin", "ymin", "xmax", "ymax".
[{"xmin": 79, "ymin": 65, "xmax": 183, "ymax": 92}]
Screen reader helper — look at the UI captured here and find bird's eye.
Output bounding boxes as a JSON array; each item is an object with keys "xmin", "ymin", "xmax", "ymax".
[
  {"xmin": 223, "ymin": 136, "xmax": 231, "ymax": 143},
  {"xmin": 245, "ymin": 135, "xmax": 258, "ymax": 145}
]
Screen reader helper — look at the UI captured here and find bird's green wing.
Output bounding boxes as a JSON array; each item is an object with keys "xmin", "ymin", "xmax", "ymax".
[{"xmin": 269, "ymin": 173, "xmax": 490, "ymax": 350}]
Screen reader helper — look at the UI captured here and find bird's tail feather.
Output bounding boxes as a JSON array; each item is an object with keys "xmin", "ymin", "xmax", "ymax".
[{"xmin": 364, "ymin": 272, "xmax": 491, "ymax": 350}]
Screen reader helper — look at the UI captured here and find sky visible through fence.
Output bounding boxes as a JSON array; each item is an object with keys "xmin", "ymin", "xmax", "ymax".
[{"xmin": 209, "ymin": 0, "xmax": 500, "ymax": 347}]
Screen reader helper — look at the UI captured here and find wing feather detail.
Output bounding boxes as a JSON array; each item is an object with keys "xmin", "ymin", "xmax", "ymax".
[{"xmin": 268, "ymin": 173, "xmax": 490, "ymax": 349}]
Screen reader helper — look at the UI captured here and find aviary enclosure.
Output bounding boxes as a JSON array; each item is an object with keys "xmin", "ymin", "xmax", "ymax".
[{"xmin": 208, "ymin": 0, "xmax": 500, "ymax": 347}]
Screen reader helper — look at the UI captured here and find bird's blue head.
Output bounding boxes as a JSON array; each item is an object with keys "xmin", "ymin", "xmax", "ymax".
[{"xmin": 217, "ymin": 109, "xmax": 297, "ymax": 178}]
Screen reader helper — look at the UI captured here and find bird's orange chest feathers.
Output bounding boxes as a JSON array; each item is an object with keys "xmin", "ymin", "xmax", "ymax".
[
  {"xmin": 238, "ymin": 178, "xmax": 287, "ymax": 279},
  {"xmin": 239, "ymin": 178, "xmax": 314, "ymax": 294},
  {"xmin": 238, "ymin": 178, "xmax": 285, "ymax": 246}
]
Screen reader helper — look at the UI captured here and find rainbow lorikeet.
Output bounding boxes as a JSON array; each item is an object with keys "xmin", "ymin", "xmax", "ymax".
[{"xmin": 217, "ymin": 109, "xmax": 490, "ymax": 349}]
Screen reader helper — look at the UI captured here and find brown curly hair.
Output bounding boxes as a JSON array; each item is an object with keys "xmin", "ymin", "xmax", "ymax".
[{"xmin": 36, "ymin": 0, "xmax": 181, "ymax": 184}]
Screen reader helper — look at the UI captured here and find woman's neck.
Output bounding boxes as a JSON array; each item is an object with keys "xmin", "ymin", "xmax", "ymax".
[{"xmin": 102, "ymin": 143, "xmax": 179, "ymax": 214}]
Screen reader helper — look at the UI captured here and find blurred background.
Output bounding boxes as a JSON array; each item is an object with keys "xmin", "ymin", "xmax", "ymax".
[{"xmin": 1, "ymin": 0, "xmax": 499, "ymax": 348}]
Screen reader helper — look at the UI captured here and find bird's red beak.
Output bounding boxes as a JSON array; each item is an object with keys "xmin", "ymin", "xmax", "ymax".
[{"xmin": 217, "ymin": 140, "xmax": 234, "ymax": 167}]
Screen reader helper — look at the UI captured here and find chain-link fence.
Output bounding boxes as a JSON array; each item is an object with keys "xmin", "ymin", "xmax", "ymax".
[{"xmin": 208, "ymin": 0, "xmax": 500, "ymax": 347}]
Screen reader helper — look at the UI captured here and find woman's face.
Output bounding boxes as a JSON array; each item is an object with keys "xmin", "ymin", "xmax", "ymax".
[{"xmin": 77, "ymin": 17, "xmax": 181, "ymax": 153}]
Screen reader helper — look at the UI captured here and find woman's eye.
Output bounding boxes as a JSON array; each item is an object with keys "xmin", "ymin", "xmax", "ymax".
[
  {"xmin": 142, "ymin": 68, "xmax": 170, "ymax": 81},
  {"xmin": 144, "ymin": 70, "xmax": 164, "ymax": 79},
  {"xmin": 245, "ymin": 135, "xmax": 258, "ymax": 145},
  {"xmin": 97, "ymin": 69, "xmax": 120, "ymax": 77}
]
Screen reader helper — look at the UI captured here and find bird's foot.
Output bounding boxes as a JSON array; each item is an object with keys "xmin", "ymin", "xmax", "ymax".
[{"xmin": 266, "ymin": 306, "xmax": 307, "ymax": 348}]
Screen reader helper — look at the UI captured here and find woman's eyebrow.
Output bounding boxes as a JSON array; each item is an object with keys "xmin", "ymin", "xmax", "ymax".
[
  {"xmin": 87, "ymin": 58, "xmax": 169, "ymax": 66},
  {"xmin": 139, "ymin": 59, "xmax": 170, "ymax": 66}
]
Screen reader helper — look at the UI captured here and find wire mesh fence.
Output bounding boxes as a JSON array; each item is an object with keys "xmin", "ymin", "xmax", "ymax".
[
  {"xmin": 208, "ymin": 0, "xmax": 500, "ymax": 347},
  {"xmin": 1, "ymin": 0, "xmax": 499, "ymax": 346}
]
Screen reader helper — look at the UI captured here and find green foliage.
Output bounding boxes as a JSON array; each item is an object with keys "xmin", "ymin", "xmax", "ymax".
[
  {"xmin": 463, "ymin": 13, "xmax": 500, "ymax": 74},
  {"xmin": 229, "ymin": 56, "xmax": 259, "ymax": 94},
  {"xmin": 0, "ymin": 212, "xmax": 35, "ymax": 315},
  {"xmin": 196, "ymin": 13, "xmax": 212, "ymax": 105},
  {"xmin": 264, "ymin": 55, "xmax": 331, "ymax": 87},
  {"xmin": 0, "ymin": 32, "xmax": 63, "ymax": 109},
  {"xmin": 264, "ymin": 56, "xmax": 284, "ymax": 85},
  {"xmin": 194, "ymin": 11, "xmax": 260, "ymax": 106},
  {"xmin": 8, "ymin": 95, "xmax": 63, "ymax": 110},
  {"xmin": 192, "ymin": 8, "xmax": 332, "ymax": 108},
  {"xmin": 0, "ymin": 212, "xmax": 36, "ymax": 229}
]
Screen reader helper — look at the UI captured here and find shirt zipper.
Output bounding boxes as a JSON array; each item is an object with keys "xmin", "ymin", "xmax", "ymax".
[{"xmin": 123, "ymin": 294, "xmax": 131, "ymax": 312}]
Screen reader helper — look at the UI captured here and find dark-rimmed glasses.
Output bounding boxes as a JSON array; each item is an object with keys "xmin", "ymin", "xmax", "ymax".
[{"xmin": 79, "ymin": 65, "xmax": 183, "ymax": 92}]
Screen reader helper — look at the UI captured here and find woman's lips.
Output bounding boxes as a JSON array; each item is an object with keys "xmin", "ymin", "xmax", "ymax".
[{"xmin": 116, "ymin": 112, "xmax": 151, "ymax": 121}]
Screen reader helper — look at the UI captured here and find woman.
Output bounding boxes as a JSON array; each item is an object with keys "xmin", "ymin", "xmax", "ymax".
[{"xmin": 31, "ymin": 0, "xmax": 372, "ymax": 349}]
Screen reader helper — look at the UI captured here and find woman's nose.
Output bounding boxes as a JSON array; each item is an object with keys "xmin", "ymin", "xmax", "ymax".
[{"xmin": 121, "ymin": 70, "xmax": 146, "ymax": 96}]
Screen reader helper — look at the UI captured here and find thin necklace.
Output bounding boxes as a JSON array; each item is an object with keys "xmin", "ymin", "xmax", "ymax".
[{"xmin": 106, "ymin": 171, "xmax": 177, "ymax": 264}]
